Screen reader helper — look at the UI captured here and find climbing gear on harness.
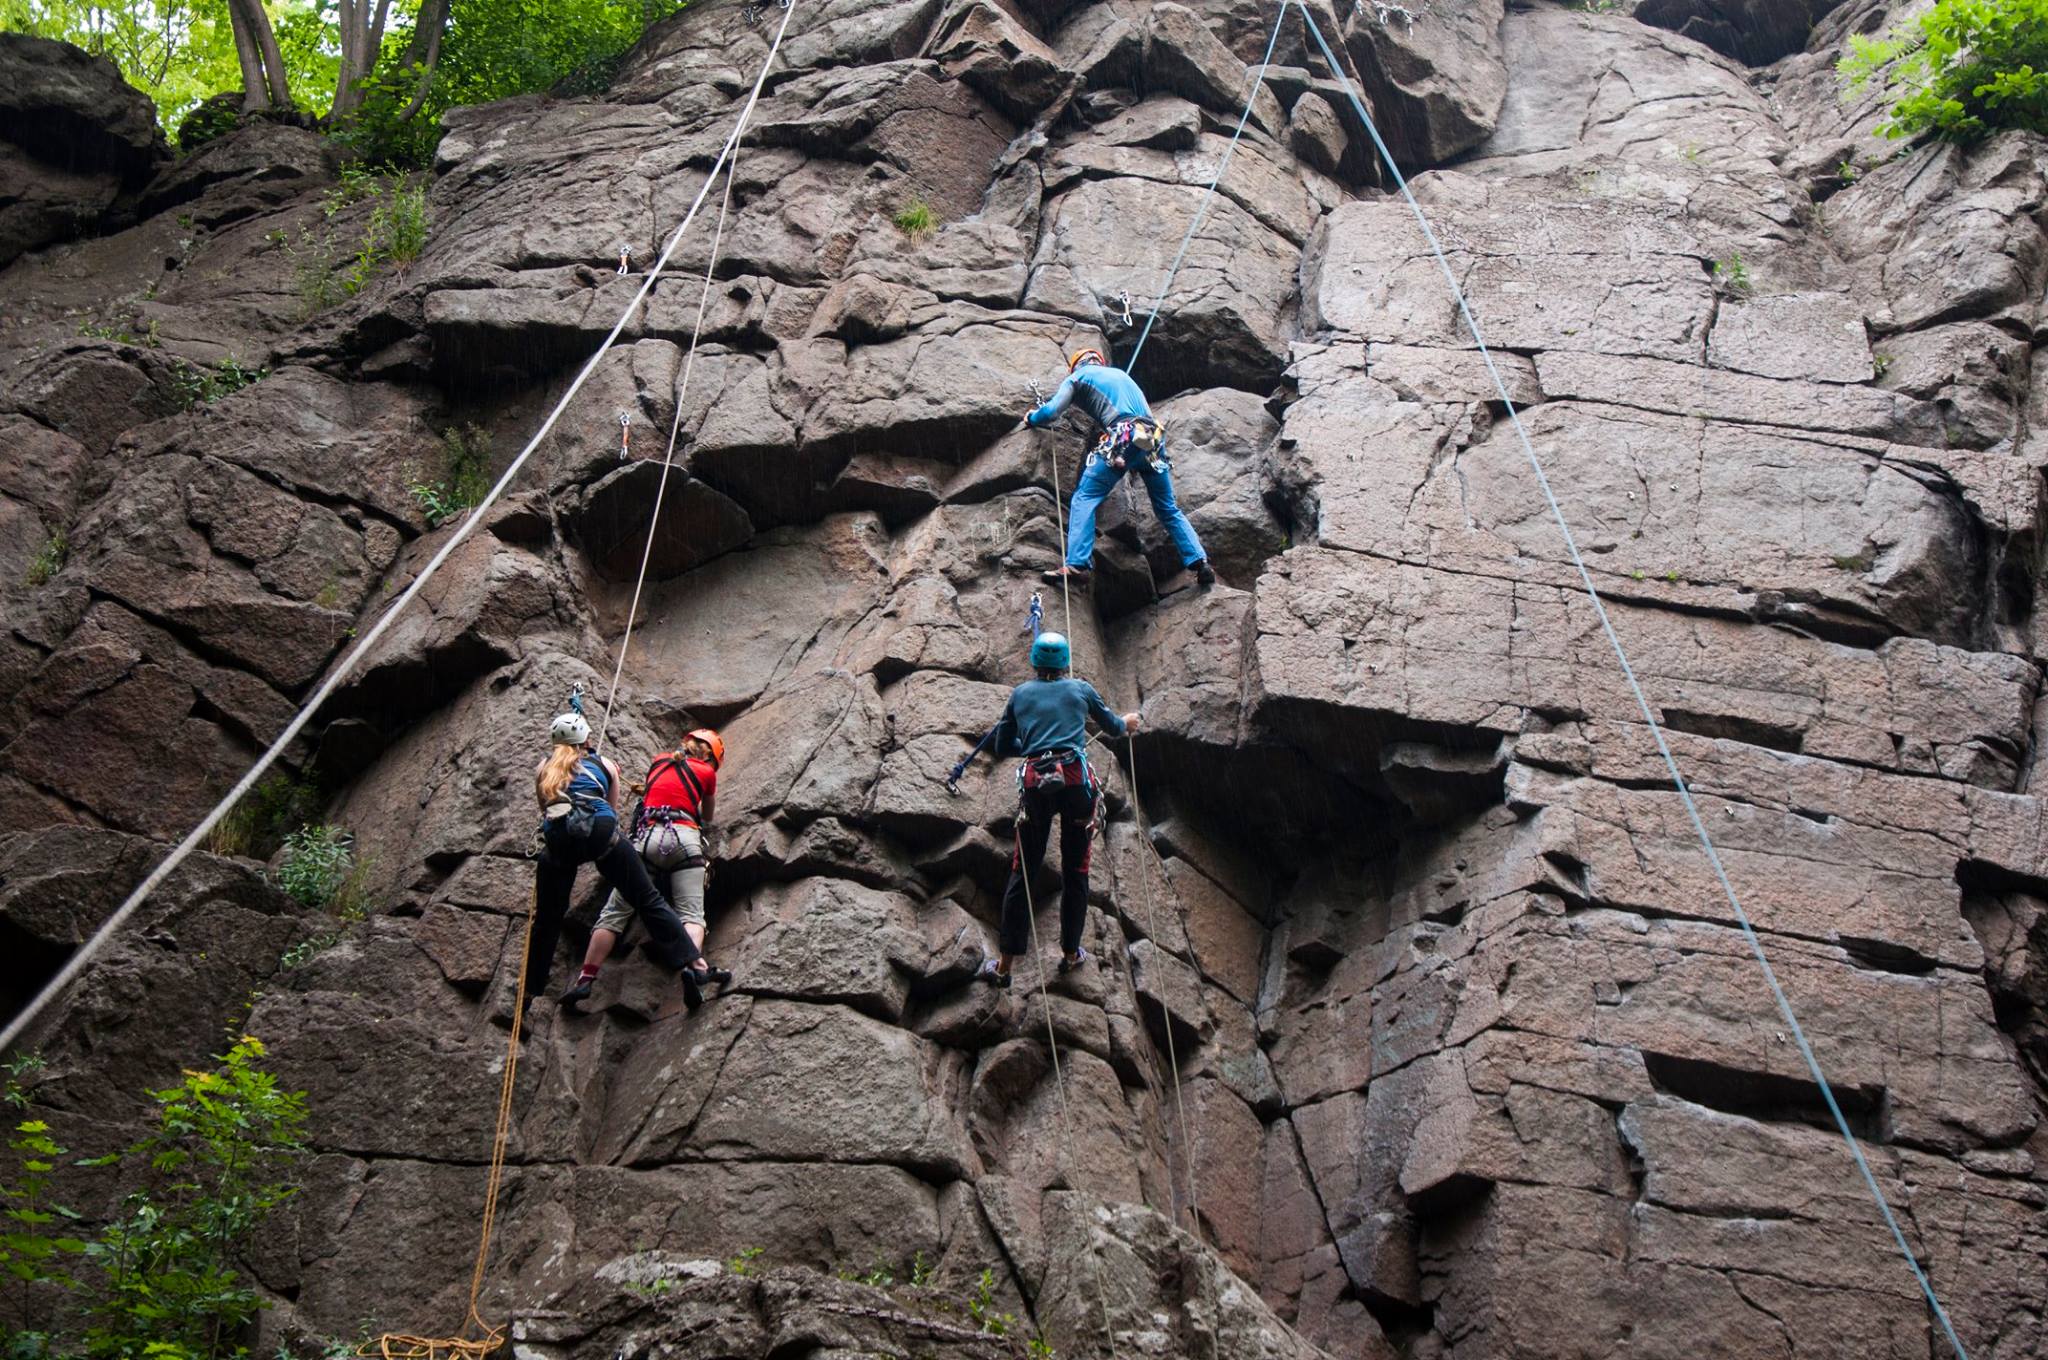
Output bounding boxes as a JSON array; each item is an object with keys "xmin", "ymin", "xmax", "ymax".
[
  {"xmin": 638, "ymin": 812, "xmax": 702, "ymax": 871},
  {"xmin": 1097, "ymin": 417, "xmax": 1168, "ymax": 473},
  {"xmin": 551, "ymin": 711, "xmax": 592, "ymax": 746},
  {"xmin": 1027, "ymin": 591, "xmax": 1044, "ymax": 639},
  {"xmin": 1018, "ymin": 751, "xmax": 1089, "ymax": 795},
  {"xmin": 1068, "ymin": 348, "xmax": 1104, "ymax": 371},
  {"xmin": 1029, "ymin": 631, "xmax": 1072, "ymax": 672},
  {"xmin": 1059, "ymin": 945, "xmax": 1091, "ymax": 974},
  {"xmin": 978, "ymin": 957, "xmax": 1012, "ymax": 989}
]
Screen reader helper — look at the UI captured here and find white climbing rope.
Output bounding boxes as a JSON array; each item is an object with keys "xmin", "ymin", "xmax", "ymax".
[
  {"xmin": 1123, "ymin": 3, "xmax": 1287, "ymax": 375},
  {"xmin": 593, "ymin": 129, "xmax": 750, "ymax": 754},
  {"xmin": 0, "ymin": 0, "xmax": 800, "ymax": 1059},
  {"xmin": 1288, "ymin": 2, "xmax": 1971, "ymax": 1353}
]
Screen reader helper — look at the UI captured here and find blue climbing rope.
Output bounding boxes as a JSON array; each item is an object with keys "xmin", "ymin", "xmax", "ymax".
[
  {"xmin": 1123, "ymin": 4, "xmax": 1287, "ymax": 374},
  {"xmin": 1289, "ymin": 3, "xmax": 1969, "ymax": 1353}
]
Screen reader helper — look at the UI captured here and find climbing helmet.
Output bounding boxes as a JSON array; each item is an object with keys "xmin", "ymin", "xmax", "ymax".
[
  {"xmin": 686, "ymin": 728, "xmax": 726, "ymax": 769},
  {"xmin": 1030, "ymin": 632, "xmax": 1072, "ymax": 672},
  {"xmin": 1068, "ymin": 348, "xmax": 1105, "ymax": 372},
  {"xmin": 550, "ymin": 711, "xmax": 592, "ymax": 746}
]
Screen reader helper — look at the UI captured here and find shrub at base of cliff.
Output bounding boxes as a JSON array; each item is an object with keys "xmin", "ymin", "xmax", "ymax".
[
  {"xmin": 0, "ymin": 1037, "xmax": 308, "ymax": 1360},
  {"xmin": 1841, "ymin": 0, "xmax": 2048, "ymax": 141}
]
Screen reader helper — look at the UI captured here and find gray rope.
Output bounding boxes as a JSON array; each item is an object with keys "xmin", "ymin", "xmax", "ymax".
[
  {"xmin": 1292, "ymin": 3, "xmax": 1968, "ymax": 1352},
  {"xmin": 1123, "ymin": 4, "xmax": 1286, "ymax": 374}
]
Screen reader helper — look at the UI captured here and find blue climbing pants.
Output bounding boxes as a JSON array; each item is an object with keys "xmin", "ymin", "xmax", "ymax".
[{"xmin": 1064, "ymin": 448, "xmax": 1206, "ymax": 571}]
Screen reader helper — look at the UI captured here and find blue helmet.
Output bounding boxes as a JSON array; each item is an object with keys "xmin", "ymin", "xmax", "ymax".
[{"xmin": 1030, "ymin": 632, "xmax": 1071, "ymax": 672}]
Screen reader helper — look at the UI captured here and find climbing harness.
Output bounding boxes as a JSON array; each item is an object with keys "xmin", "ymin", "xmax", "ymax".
[
  {"xmin": 1278, "ymin": 2, "xmax": 1970, "ymax": 1351},
  {"xmin": 1096, "ymin": 417, "xmax": 1167, "ymax": 474},
  {"xmin": 617, "ymin": 410, "xmax": 633, "ymax": 459}
]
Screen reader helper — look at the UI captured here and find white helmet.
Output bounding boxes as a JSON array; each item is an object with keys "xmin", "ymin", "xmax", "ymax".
[{"xmin": 549, "ymin": 712, "xmax": 591, "ymax": 746}]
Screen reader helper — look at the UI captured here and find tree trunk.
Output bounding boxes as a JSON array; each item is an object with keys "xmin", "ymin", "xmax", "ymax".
[
  {"xmin": 229, "ymin": 0, "xmax": 293, "ymax": 110},
  {"xmin": 331, "ymin": 0, "xmax": 398, "ymax": 122},
  {"xmin": 224, "ymin": 0, "xmax": 271, "ymax": 113},
  {"xmin": 393, "ymin": 0, "xmax": 452, "ymax": 123}
]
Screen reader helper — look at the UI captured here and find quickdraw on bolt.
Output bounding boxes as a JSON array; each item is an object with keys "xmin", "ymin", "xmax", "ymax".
[
  {"xmin": 1114, "ymin": 289, "xmax": 1134, "ymax": 328},
  {"xmin": 1026, "ymin": 377, "xmax": 1047, "ymax": 405},
  {"xmin": 617, "ymin": 410, "xmax": 633, "ymax": 458},
  {"xmin": 1027, "ymin": 591, "xmax": 1044, "ymax": 639},
  {"xmin": 616, "ymin": 244, "xmax": 631, "ymax": 276},
  {"xmin": 568, "ymin": 682, "xmax": 587, "ymax": 716}
]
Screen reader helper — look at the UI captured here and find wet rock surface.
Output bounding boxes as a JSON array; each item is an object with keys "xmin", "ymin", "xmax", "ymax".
[{"xmin": 2, "ymin": 1, "xmax": 2046, "ymax": 1358}]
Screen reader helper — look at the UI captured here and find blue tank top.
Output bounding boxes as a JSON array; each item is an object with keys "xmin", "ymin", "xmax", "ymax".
[{"xmin": 565, "ymin": 754, "xmax": 612, "ymax": 806}]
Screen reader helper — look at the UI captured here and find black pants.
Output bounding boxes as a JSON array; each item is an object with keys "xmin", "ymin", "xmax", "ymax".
[
  {"xmin": 527, "ymin": 814, "xmax": 701, "ymax": 998},
  {"xmin": 999, "ymin": 783, "xmax": 1098, "ymax": 957}
]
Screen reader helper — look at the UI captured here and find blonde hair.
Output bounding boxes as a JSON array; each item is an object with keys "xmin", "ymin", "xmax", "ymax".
[
  {"xmin": 537, "ymin": 743, "xmax": 585, "ymax": 806},
  {"xmin": 681, "ymin": 736, "xmax": 709, "ymax": 761}
]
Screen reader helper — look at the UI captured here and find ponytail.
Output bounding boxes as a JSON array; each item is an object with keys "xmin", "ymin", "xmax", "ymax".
[{"xmin": 537, "ymin": 743, "xmax": 584, "ymax": 806}]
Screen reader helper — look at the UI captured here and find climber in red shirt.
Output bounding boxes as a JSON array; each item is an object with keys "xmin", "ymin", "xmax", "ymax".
[{"xmin": 560, "ymin": 728, "xmax": 730, "ymax": 1008}]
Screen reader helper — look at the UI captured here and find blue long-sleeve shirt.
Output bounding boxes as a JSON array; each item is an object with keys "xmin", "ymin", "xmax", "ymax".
[
  {"xmin": 1026, "ymin": 364, "xmax": 1153, "ymax": 433},
  {"xmin": 991, "ymin": 678, "xmax": 1127, "ymax": 758}
]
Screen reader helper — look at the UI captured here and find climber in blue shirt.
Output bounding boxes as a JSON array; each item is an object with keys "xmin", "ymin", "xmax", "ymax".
[
  {"xmin": 1025, "ymin": 349, "xmax": 1215, "ymax": 590},
  {"xmin": 956, "ymin": 632, "xmax": 1140, "ymax": 988}
]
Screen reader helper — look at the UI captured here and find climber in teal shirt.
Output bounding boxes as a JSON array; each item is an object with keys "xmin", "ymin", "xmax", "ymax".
[
  {"xmin": 954, "ymin": 632, "xmax": 1140, "ymax": 989},
  {"xmin": 1026, "ymin": 349, "xmax": 1215, "ymax": 590}
]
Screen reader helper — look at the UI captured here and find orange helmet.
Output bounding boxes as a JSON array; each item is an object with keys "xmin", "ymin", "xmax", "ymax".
[
  {"xmin": 685, "ymin": 728, "xmax": 725, "ymax": 769},
  {"xmin": 1068, "ymin": 348, "xmax": 1105, "ymax": 371}
]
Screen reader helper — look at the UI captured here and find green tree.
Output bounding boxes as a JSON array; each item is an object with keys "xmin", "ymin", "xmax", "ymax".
[
  {"xmin": 1840, "ymin": 0, "xmax": 2048, "ymax": 141},
  {"xmin": 80, "ymin": 1036, "xmax": 308, "ymax": 1358}
]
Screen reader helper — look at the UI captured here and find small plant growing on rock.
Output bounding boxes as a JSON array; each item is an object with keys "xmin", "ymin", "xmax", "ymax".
[
  {"xmin": 909, "ymin": 1251, "xmax": 934, "ymax": 1288},
  {"xmin": 206, "ymin": 773, "xmax": 321, "ymax": 859},
  {"xmin": 892, "ymin": 198, "xmax": 936, "ymax": 239},
  {"xmin": 1839, "ymin": 0, "xmax": 2048, "ymax": 142},
  {"xmin": 728, "ymin": 1246, "xmax": 765, "ymax": 1278},
  {"xmin": 1027, "ymin": 1337, "xmax": 1057, "ymax": 1359},
  {"xmin": 22, "ymin": 531, "xmax": 66, "ymax": 588},
  {"xmin": 406, "ymin": 424, "xmax": 493, "ymax": 528},
  {"xmin": 966, "ymin": 1268, "xmax": 1012, "ymax": 1336},
  {"xmin": 1872, "ymin": 352, "xmax": 1893, "ymax": 380},
  {"xmin": 1710, "ymin": 251, "xmax": 1752, "ymax": 297},
  {"xmin": 170, "ymin": 356, "xmax": 269, "ymax": 409},
  {"xmin": 275, "ymin": 825, "xmax": 355, "ymax": 910}
]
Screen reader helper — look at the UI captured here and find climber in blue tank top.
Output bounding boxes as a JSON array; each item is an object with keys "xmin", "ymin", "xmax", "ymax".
[
  {"xmin": 1025, "ymin": 348, "xmax": 1215, "ymax": 591},
  {"xmin": 524, "ymin": 707, "xmax": 714, "ymax": 1022}
]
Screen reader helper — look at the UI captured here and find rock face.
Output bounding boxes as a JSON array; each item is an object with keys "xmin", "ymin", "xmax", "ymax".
[
  {"xmin": 0, "ymin": 32, "xmax": 170, "ymax": 266},
  {"xmin": 2, "ymin": 1, "xmax": 2046, "ymax": 1358}
]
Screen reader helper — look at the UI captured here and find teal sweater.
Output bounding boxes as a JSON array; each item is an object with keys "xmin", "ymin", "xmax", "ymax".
[{"xmin": 992, "ymin": 678, "xmax": 1127, "ymax": 757}]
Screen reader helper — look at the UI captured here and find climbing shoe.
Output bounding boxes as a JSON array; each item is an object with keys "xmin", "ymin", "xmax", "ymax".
[
  {"xmin": 1193, "ymin": 560, "xmax": 1216, "ymax": 588},
  {"xmin": 691, "ymin": 963, "xmax": 734, "ymax": 989},
  {"xmin": 679, "ymin": 968, "xmax": 704, "ymax": 1012},
  {"xmin": 1041, "ymin": 565, "xmax": 1091, "ymax": 587},
  {"xmin": 1058, "ymin": 946, "xmax": 1091, "ymax": 974},
  {"xmin": 978, "ymin": 958, "xmax": 1012, "ymax": 989},
  {"xmin": 558, "ymin": 975, "xmax": 596, "ymax": 1007}
]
